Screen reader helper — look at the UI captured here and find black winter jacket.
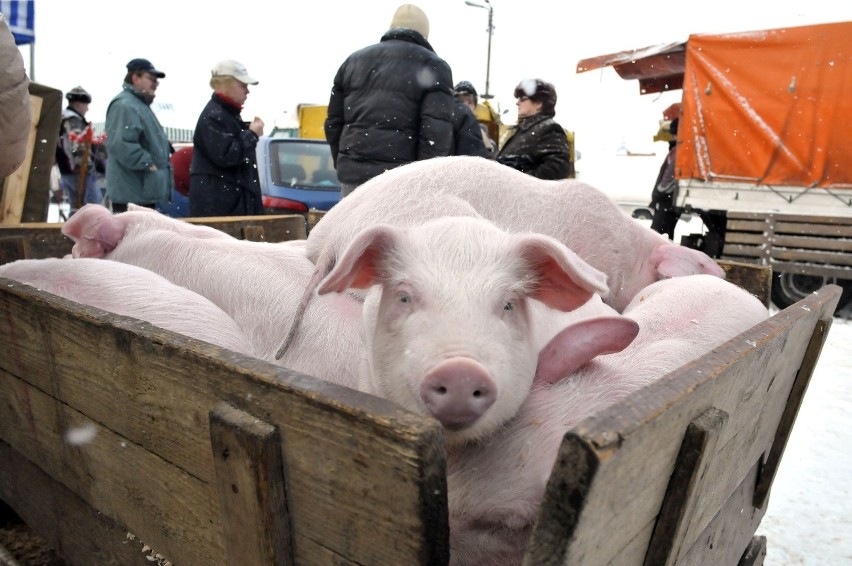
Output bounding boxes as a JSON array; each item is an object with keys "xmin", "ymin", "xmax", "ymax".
[
  {"xmin": 496, "ymin": 114, "xmax": 571, "ymax": 180},
  {"xmin": 189, "ymin": 94, "xmax": 263, "ymax": 216},
  {"xmin": 325, "ymin": 28, "xmax": 454, "ymax": 186},
  {"xmin": 452, "ymin": 100, "xmax": 489, "ymax": 158}
]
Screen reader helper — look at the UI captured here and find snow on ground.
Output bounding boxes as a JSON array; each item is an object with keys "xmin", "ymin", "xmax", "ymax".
[{"xmin": 756, "ymin": 314, "xmax": 852, "ymax": 565}]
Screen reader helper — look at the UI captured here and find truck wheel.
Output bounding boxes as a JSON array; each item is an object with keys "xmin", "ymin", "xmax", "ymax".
[{"xmin": 771, "ymin": 272, "xmax": 851, "ymax": 312}]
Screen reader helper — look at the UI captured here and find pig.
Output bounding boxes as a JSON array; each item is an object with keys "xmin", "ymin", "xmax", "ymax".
[
  {"xmin": 307, "ymin": 156, "xmax": 725, "ymax": 312},
  {"xmin": 277, "ymin": 156, "xmax": 723, "ymax": 358},
  {"xmin": 446, "ymin": 274, "xmax": 770, "ymax": 565},
  {"xmin": 316, "ymin": 215, "xmax": 640, "ymax": 445},
  {"xmin": 61, "ymin": 204, "xmax": 363, "ymax": 388},
  {"xmin": 0, "ymin": 257, "xmax": 256, "ymax": 356}
]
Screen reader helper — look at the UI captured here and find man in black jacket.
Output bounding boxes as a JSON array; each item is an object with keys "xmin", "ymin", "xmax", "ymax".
[{"xmin": 325, "ymin": 4, "xmax": 454, "ymax": 197}]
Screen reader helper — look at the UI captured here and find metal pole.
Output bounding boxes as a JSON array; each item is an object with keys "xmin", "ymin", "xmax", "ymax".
[{"xmin": 483, "ymin": 4, "xmax": 493, "ymax": 99}]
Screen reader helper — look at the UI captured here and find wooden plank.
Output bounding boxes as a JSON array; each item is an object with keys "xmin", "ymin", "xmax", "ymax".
[
  {"xmin": 738, "ymin": 536, "xmax": 767, "ymax": 566},
  {"xmin": 727, "ymin": 210, "xmax": 852, "ymax": 226},
  {"xmin": 770, "ymin": 247, "xmax": 852, "ymax": 266},
  {"xmin": 716, "ymin": 260, "xmax": 772, "ymax": 307},
  {"xmin": 724, "ymin": 232, "xmax": 767, "ymax": 245},
  {"xmin": 771, "ymin": 234, "xmax": 852, "ymax": 252},
  {"xmin": 0, "ymin": 440, "xmax": 158, "ymax": 566},
  {"xmin": 722, "ymin": 244, "xmax": 764, "ymax": 259},
  {"xmin": 0, "ymin": 96, "xmax": 42, "ymax": 225},
  {"xmin": 727, "ymin": 219, "xmax": 769, "ymax": 233},
  {"xmin": 0, "ymin": 214, "xmax": 306, "ymax": 259},
  {"xmin": 0, "ymin": 236, "xmax": 27, "ymax": 264},
  {"xmin": 210, "ymin": 402, "xmax": 293, "ymax": 566},
  {"xmin": 524, "ymin": 285, "xmax": 842, "ymax": 565},
  {"xmin": 677, "ymin": 462, "xmax": 765, "ymax": 566},
  {"xmin": 0, "ymin": 278, "xmax": 449, "ymax": 565},
  {"xmin": 753, "ymin": 318, "xmax": 833, "ymax": 509},
  {"xmin": 307, "ymin": 210, "xmax": 326, "ymax": 234},
  {"xmin": 643, "ymin": 408, "xmax": 728, "ymax": 566}
]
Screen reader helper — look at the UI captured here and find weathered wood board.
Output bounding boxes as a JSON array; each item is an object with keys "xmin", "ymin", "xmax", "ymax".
[
  {"xmin": 0, "ymin": 214, "xmax": 306, "ymax": 261},
  {"xmin": 0, "ymin": 276, "xmax": 840, "ymax": 565}
]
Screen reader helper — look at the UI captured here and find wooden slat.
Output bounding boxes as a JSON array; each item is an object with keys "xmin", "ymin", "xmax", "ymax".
[
  {"xmin": 770, "ymin": 247, "xmax": 852, "ymax": 266},
  {"xmin": 727, "ymin": 219, "xmax": 769, "ymax": 233},
  {"xmin": 727, "ymin": 211, "xmax": 852, "ymax": 226},
  {"xmin": 0, "ymin": 236, "xmax": 27, "ymax": 264},
  {"xmin": 0, "ymin": 96, "xmax": 42, "ymax": 225},
  {"xmin": 525, "ymin": 285, "xmax": 842, "ymax": 565},
  {"xmin": 210, "ymin": 402, "xmax": 293, "ymax": 566},
  {"xmin": 0, "ymin": 278, "xmax": 449, "ymax": 565},
  {"xmin": 772, "ymin": 234, "xmax": 852, "ymax": 252},
  {"xmin": 0, "ymin": 440, "xmax": 161, "ymax": 566},
  {"xmin": 644, "ymin": 408, "xmax": 728, "ymax": 566},
  {"xmin": 0, "ymin": 214, "xmax": 307, "ymax": 259},
  {"xmin": 716, "ymin": 260, "xmax": 772, "ymax": 307}
]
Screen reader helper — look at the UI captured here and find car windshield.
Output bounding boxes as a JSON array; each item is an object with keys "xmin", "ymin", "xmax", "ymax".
[{"xmin": 270, "ymin": 140, "xmax": 339, "ymax": 189}]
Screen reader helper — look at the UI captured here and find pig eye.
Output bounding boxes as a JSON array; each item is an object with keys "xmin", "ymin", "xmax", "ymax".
[
  {"xmin": 399, "ymin": 294, "xmax": 411, "ymax": 304},
  {"xmin": 504, "ymin": 301, "xmax": 514, "ymax": 311}
]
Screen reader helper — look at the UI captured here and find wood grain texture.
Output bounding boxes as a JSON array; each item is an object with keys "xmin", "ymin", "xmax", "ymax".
[
  {"xmin": 0, "ymin": 278, "xmax": 448, "ymax": 565},
  {"xmin": 524, "ymin": 284, "xmax": 841, "ymax": 566},
  {"xmin": 0, "ymin": 214, "xmax": 306, "ymax": 260}
]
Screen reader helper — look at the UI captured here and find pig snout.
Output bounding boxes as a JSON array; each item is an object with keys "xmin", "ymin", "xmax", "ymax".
[{"xmin": 420, "ymin": 358, "xmax": 496, "ymax": 431}]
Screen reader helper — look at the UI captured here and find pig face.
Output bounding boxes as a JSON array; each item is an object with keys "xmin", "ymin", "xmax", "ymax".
[{"xmin": 318, "ymin": 216, "xmax": 610, "ymax": 445}]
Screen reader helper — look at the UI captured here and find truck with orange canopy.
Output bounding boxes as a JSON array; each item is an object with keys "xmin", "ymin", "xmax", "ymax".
[{"xmin": 577, "ymin": 21, "xmax": 852, "ymax": 310}]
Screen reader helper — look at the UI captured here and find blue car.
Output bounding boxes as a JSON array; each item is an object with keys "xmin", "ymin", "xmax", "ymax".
[{"xmin": 256, "ymin": 137, "xmax": 341, "ymax": 216}]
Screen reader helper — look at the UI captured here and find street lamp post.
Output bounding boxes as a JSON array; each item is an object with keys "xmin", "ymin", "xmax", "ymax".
[{"xmin": 464, "ymin": 0, "xmax": 494, "ymax": 100}]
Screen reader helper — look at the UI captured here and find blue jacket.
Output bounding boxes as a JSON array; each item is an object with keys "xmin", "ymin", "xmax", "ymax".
[{"xmin": 104, "ymin": 83, "xmax": 173, "ymax": 205}]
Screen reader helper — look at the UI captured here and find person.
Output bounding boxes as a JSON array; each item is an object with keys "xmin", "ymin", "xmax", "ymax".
[
  {"xmin": 650, "ymin": 117, "xmax": 681, "ymax": 239},
  {"xmin": 55, "ymin": 86, "xmax": 106, "ymax": 214},
  {"xmin": 325, "ymin": 3, "xmax": 454, "ymax": 198},
  {"xmin": 189, "ymin": 60, "xmax": 265, "ymax": 217},
  {"xmin": 452, "ymin": 81, "xmax": 493, "ymax": 157},
  {"xmin": 496, "ymin": 78, "xmax": 571, "ymax": 180},
  {"xmin": 104, "ymin": 58, "xmax": 173, "ymax": 213}
]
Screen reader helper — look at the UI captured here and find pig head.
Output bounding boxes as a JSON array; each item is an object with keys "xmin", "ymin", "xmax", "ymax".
[
  {"xmin": 446, "ymin": 274, "xmax": 770, "ymax": 564},
  {"xmin": 316, "ymin": 216, "xmax": 638, "ymax": 445}
]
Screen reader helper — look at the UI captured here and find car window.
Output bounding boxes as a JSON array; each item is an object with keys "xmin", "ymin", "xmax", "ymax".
[{"xmin": 271, "ymin": 141, "xmax": 339, "ymax": 188}]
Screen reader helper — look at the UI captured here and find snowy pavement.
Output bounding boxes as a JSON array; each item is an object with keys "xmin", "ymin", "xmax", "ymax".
[{"xmin": 756, "ymin": 315, "xmax": 852, "ymax": 565}]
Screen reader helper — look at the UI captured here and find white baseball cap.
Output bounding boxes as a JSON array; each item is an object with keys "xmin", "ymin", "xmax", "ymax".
[{"xmin": 211, "ymin": 59, "xmax": 259, "ymax": 85}]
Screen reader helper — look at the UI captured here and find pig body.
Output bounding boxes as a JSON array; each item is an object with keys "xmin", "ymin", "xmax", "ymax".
[
  {"xmin": 0, "ymin": 257, "xmax": 256, "ymax": 356},
  {"xmin": 317, "ymin": 215, "xmax": 640, "ymax": 445},
  {"xmin": 307, "ymin": 156, "xmax": 724, "ymax": 313},
  {"xmin": 62, "ymin": 205, "xmax": 362, "ymax": 387},
  {"xmin": 447, "ymin": 274, "xmax": 770, "ymax": 565}
]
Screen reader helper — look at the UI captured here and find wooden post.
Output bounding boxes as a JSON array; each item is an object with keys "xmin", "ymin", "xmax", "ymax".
[
  {"xmin": 209, "ymin": 402, "xmax": 293, "ymax": 566},
  {"xmin": 643, "ymin": 407, "xmax": 729, "ymax": 566},
  {"xmin": 1, "ymin": 95, "xmax": 42, "ymax": 225}
]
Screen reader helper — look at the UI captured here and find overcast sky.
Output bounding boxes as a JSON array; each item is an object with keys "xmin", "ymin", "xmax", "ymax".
[{"xmin": 15, "ymin": 0, "xmax": 852, "ymax": 200}]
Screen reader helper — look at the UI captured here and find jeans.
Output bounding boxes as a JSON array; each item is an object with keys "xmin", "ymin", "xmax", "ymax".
[{"xmin": 60, "ymin": 172, "xmax": 102, "ymax": 211}]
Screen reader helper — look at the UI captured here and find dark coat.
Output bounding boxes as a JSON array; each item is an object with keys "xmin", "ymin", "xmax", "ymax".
[
  {"xmin": 189, "ymin": 94, "xmax": 263, "ymax": 217},
  {"xmin": 496, "ymin": 114, "xmax": 571, "ymax": 180},
  {"xmin": 452, "ymin": 100, "xmax": 489, "ymax": 158},
  {"xmin": 325, "ymin": 28, "xmax": 454, "ymax": 186}
]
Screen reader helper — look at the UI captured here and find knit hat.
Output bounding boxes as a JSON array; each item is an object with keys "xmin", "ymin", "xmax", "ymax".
[
  {"xmin": 66, "ymin": 86, "xmax": 92, "ymax": 104},
  {"xmin": 453, "ymin": 81, "xmax": 478, "ymax": 101},
  {"xmin": 389, "ymin": 4, "xmax": 429, "ymax": 39}
]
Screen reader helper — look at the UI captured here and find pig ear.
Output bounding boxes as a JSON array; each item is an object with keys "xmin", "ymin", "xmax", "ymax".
[
  {"xmin": 651, "ymin": 244, "xmax": 726, "ymax": 279},
  {"xmin": 514, "ymin": 234, "xmax": 609, "ymax": 311},
  {"xmin": 534, "ymin": 316, "xmax": 640, "ymax": 387},
  {"xmin": 61, "ymin": 204, "xmax": 126, "ymax": 258},
  {"xmin": 318, "ymin": 225, "xmax": 400, "ymax": 294}
]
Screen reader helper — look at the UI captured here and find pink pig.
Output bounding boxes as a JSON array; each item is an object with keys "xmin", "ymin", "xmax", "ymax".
[
  {"xmin": 62, "ymin": 204, "xmax": 363, "ymax": 388},
  {"xmin": 446, "ymin": 274, "xmax": 770, "ymax": 565},
  {"xmin": 317, "ymin": 215, "xmax": 639, "ymax": 445},
  {"xmin": 277, "ymin": 156, "xmax": 723, "ymax": 357},
  {"xmin": 0, "ymin": 257, "xmax": 256, "ymax": 356}
]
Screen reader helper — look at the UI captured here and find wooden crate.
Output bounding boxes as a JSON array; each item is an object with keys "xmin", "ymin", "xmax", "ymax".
[
  {"xmin": 0, "ymin": 278, "xmax": 840, "ymax": 565},
  {"xmin": 0, "ymin": 214, "xmax": 307, "ymax": 262}
]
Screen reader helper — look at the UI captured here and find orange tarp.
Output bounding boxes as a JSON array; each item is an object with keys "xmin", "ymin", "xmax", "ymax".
[
  {"xmin": 577, "ymin": 21, "xmax": 852, "ymax": 189},
  {"xmin": 678, "ymin": 21, "xmax": 852, "ymax": 189}
]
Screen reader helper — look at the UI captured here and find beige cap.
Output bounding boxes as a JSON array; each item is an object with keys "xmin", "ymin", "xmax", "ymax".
[
  {"xmin": 211, "ymin": 59, "xmax": 259, "ymax": 85},
  {"xmin": 389, "ymin": 4, "xmax": 429, "ymax": 39}
]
